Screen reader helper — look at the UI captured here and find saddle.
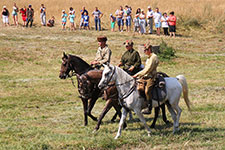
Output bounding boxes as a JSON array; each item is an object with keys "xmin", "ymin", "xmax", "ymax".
[
  {"xmin": 151, "ymin": 74, "xmax": 167, "ymax": 101},
  {"xmin": 137, "ymin": 72, "xmax": 167, "ymax": 102}
]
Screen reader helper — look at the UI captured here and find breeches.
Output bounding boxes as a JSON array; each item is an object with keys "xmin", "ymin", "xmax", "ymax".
[{"xmin": 145, "ymin": 78, "xmax": 154, "ymax": 101}]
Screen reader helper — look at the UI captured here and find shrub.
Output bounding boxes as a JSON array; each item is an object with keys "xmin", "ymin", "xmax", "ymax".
[{"xmin": 158, "ymin": 40, "xmax": 176, "ymax": 61}]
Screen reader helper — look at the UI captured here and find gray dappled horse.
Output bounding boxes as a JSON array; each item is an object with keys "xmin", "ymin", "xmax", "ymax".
[{"xmin": 98, "ymin": 64, "xmax": 191, "ymax": 139}]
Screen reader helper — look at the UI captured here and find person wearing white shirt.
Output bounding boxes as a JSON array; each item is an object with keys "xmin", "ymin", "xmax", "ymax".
[
  {"xmin": 161, "ymin": 12, "xmax": 169, "ymax": 36},
  {"xmin": 153, "ymin": 7, "xmax": 162, "ymax": 36},
  {"xmin": 146, "ymin": 6, "xmax": 154, "ymax": 34},
  {"xmin": 139, "ymin": 9, "xmax": 146, "ymax": 34}
]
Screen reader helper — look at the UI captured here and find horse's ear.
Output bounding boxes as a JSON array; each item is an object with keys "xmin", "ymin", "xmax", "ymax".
[{"xmin": 63, "ymin": 52, "xmax": 68, "ymax": 59}]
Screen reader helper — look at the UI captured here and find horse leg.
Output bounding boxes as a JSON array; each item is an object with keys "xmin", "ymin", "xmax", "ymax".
[
  {"xmin": 134, "ymin": 109, "xmax": 151, "ymax": 136},
  {"xmin": 173, "ymin": 104, "xmax": 182, "ymax": 131},
  {"xmin": 87, "ymin": 90, "xmax": 100, "ymax": 121},
  {"xmin": 150, "ymin": 107, "xmax": 160, "ymax": 128},
  {"xmin": 128, "ymin": 111, "xmax": 133, "ymax": 121},
  {"xmin": 115, "ymin": 108, "xmax": 128, "ymax": 139},
  {"xmin": 166, "ymin": 102, "xmax": 177, "ymax": 134},
  {"xmin": 81, "ymin": 98, "xmax": 88, "ymax": 126},
  {"xmin": 111, "ymin": 102, "xmax": 122, "ymax": 122},
  {"xmin": 161, "ymin": 103, "xmax": 170, "ymax": 125},
  {"xmin": 94, "ymin": 99, "xmax": 113, "ymax": 131}
]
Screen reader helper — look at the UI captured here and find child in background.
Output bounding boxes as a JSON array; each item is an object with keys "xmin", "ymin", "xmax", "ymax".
[
  {"xmin": 83, "ymin": 12, "xmax": 90, "ymax": 30},
  {"xmin": 161, "ymin": 12, "xmax": 169, "ymax": 36},
  {"xmin": 47, "ymin": 16, "xmax": 55, "ymax": 27},
  {"xmin": 20, "ymin": 6, "xmax": 27, "ymax": 26},
  {"xmin": 61, "ymin": 10, "xmax": 67, "ymax": 30},
  {"xmin": 68, "ymin": 12, "xmax": 76, "ymax": 30},
  {"xmin": 133, "ymin": 14, "xmax": 140, "ymax": 32},
  {"xmin": 110, "ymin": 14, "xmax": 116, "ymax": 32}
]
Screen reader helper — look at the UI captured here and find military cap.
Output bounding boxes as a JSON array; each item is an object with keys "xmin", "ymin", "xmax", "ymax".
[{"xmin": 97, "ymin": 36, "xmax": 107, "ymax": 42}]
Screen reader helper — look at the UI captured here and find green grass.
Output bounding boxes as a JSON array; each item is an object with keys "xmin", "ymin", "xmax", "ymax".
[{"xmin": 0, "ymin": 26, "xmax": 225, "ymax": 150}]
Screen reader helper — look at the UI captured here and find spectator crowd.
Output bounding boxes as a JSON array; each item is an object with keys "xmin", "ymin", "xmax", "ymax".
[{"xmin": 1, "ymin": 3, "xmax": 177, "ymax": 37}]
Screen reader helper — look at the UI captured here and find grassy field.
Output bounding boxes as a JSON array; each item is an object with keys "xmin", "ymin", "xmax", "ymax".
[
  {"xmin": 0, "ymin": 24, "xmax": 225, "ymax": 150},
  {"xmin": 1, "ymin": 0, "xmax": 225, "ymax": 148}
]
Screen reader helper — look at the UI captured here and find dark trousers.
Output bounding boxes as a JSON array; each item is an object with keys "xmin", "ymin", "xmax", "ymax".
[
  {"xmin": 94, "ymin": 18, "xmax": 101, "ymax": 31},
  {"xmin": 26, "ymin": 18, "xmax": 33, "ymax": 27},
  {"xmin": 163, "ymin": 27, "xmax": 169, "ymax": 36}
]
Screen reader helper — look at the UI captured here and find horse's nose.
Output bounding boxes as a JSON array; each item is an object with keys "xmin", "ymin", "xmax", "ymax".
[
  {"xmin": 59, "ymin": 74, "xmax": 65, "ymax": 79},
  {"xmin": 98, "ymin": 84, "xmax": 103, "ymax": 90}
]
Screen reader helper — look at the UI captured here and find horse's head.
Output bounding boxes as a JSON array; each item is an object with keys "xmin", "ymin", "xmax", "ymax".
[
  {"xmin": 59, "ymin": 52, "xmax": 72, "ymax": 79},
  {"xmin": 98, "ymin": 64, "xmax": 115, "ymax": 89}
]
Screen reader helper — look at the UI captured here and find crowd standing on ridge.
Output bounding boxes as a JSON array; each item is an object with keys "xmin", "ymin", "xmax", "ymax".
[{"xmin": 1, "ymin": 3, "xmax": 177, "ymax": 37}]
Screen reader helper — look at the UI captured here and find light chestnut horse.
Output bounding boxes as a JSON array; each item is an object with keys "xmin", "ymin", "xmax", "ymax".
[{"xmin": 98, "ymin": 64, "xmax": 191, "ymax": 139}]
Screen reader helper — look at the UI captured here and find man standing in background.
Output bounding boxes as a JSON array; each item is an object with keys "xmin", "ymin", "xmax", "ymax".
[
  {"xmin": 147, "ymin": 6, "xmax": 154, "ymax": 34},
  {"xmin": 40, "ymin": 4, "xmax": 46, "ymax": 26},
  {"xmin": 26, "ymin": 5, "xmax": 34, "ymax": 27},
  {"xmin": 153, "ymin": 7, "xmax": 162, "ymax": 36},
  {"xmin": 92, "ymin": 7, "xmax": 103, "ymax": 31}
]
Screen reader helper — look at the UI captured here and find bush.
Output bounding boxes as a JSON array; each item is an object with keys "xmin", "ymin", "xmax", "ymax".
[{"xmin": 158, "ymin": 40, "xmax": 176, "ymax": 61}]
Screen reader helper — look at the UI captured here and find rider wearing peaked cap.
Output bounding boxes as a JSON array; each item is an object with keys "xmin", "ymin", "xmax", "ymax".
[
  {"xmin": 133, "ymin": 41, "xmax": 159, "ymax": 114},
  {"xmin": 91, "ymin": 36, "xmax": 111, "ymax": 69},
  {"xmin": 118, "ymin": 40, "xmax": 142, "ymax": 75}
]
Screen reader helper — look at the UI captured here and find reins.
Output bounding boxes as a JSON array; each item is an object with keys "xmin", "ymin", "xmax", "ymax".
[{"xmin": 104, "ymin": 66, "xmax": 137, "ymax": 110}]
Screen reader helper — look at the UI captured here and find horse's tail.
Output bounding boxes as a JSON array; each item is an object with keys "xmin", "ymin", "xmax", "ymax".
[{"xmin": 176, "ymin": 75, "xmax": 191, "ymax": 111}]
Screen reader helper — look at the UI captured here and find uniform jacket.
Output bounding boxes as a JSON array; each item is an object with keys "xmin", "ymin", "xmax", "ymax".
[
  {"xmin": 120, "ymin": 49, "xmax": 141, "ymax": 70},
  {"xmin": 135, "ymin": 53, "xmax": 159, "ymax": 78},
  {"xmin": 95, "ymin": 45, "xmax": 111, "ymax": 64}
]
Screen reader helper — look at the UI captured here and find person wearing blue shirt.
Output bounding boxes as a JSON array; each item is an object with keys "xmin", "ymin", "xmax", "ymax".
[
  {"xmin": 83, "ymin": 12, "xmax": 90, "ymax": 30},
  {"xmin": 79, "ymin": 6, "xmax": 88, "ymax": 29},
  {"xmin": 68, "ymin": 12, "xmax": 75, "ymax": 30},
  {"xmin": 61, "ymin": 10, "xmax": 67, "ymax": 30}
]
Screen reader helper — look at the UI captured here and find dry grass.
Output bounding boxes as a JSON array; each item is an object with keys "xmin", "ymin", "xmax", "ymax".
[
  {"xmin": 1, "ymin": 0, "xmax": 225, "ymax": 32},
  {"xmin": 0, "ymin": 24, "xmax": 225, "ymax": 149}
]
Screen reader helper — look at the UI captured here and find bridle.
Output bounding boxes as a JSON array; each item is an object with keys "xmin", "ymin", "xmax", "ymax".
[{"xmin": 103, "ymin": 66, "xmax": 136, "ymax": 109}]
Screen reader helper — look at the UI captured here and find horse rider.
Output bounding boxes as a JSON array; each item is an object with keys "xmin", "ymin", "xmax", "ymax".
[
  {"xmin": 133, "ymin": 42, "xmax": 159, "ymax": 114},
  {"xmin": 91, "ymin": 36, "xmax": 112, "ymax": 69},
  {"xmin": 118, "ymin": 40, "xmax": 142, "ymax": 75}
]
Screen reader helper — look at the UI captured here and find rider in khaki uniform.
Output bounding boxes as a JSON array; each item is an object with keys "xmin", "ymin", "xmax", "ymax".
[
  {"xmin": 91, "ymin": 36, "xmax": 112, "ymax": 68},
  {"xmin": 133, "ymin": 42, "xmax": 159, "ymax": 114}
]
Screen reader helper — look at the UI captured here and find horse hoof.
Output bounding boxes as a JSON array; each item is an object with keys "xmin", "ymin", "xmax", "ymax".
[
  {"xmin": 147, "ymin": 133, "xmax": 151, "ymax": 137},
  {"xmin": 114, "ymin": 136, "xmax": 119, "ymax": 139},
  {"xmin": 123, "ymin": 123, "xmax": 127, "ymax": 129},
  {"xmin": 92, "ymin": 129, "xmax": 98, "ymax": 134},
  {"xmin": 150, "ymin": 124, "xmax": 155, "ymax": 128},
  {"xmin": 165, "ymin": 120, "xmax": 170, "ymax": 125},
  {"xmin": 111, "ymin": 120, "xmax": 115, "ymax": 123}
]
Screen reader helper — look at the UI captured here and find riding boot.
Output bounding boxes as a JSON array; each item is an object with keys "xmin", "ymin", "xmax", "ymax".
[{"xmin": 144, "ymin": 78, "xmax": 154, "ymax": 114}]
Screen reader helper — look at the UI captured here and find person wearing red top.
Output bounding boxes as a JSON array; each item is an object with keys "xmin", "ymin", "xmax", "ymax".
[
  {"xmin": 168, "ymin": 11, "xmax": 176, "ymax": 37},
  {"xmin": 20, "ymin": 6, "xmax": 27, "ymax": 26}
]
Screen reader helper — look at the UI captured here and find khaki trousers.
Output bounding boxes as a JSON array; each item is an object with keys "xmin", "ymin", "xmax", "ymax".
[{"xmin": 145, "ymin": 78, "xmax": 154, "ymax": 101}]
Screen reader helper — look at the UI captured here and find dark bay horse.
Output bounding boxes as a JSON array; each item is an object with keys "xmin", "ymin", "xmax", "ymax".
[
  {"xmin": 59, "ymin": 52, "xmax": 121, "ymax": 129},
  {"xmin": 59, "ymin": 52, "xmax": 169, "ymax": 130}
]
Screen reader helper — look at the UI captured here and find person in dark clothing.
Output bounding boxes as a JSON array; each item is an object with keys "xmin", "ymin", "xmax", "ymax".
[
  {"xmin": 118, "ymin": 40, "xmax": 142, "ymax": 75},
  {"xmin": 47, "ymin": 16, "xmax": 55, "ymax": 27},
  {"xmin": 26, "ymin": 5, "xmax": 34, "ymax": 27}
]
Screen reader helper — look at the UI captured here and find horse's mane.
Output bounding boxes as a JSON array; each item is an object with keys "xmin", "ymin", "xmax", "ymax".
[
  {"xmin": 115, "ymin": 66, "xmax": 134, "ymax": 82},
  {"xmin": 69, "ymin": 54, "xmax": 93, "ymax": 74}
]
